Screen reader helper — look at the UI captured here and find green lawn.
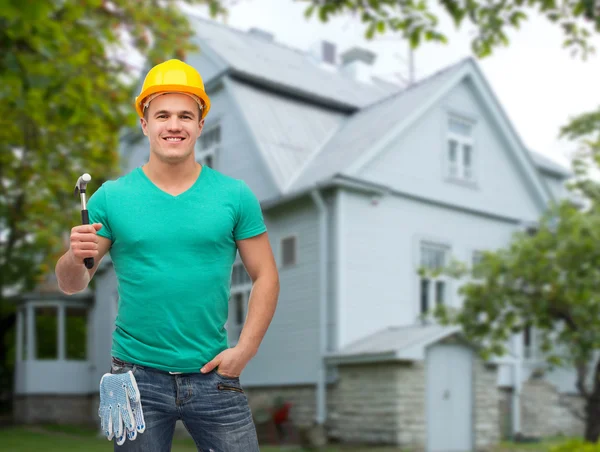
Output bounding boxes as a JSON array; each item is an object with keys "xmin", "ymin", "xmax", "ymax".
[
  {"xmin": 0, "ymin": 425, "xmax": 404, "ymax": 452},
  {"xmin": 0, "ymin": 424, "xmax": 574, "ymax": 452}
]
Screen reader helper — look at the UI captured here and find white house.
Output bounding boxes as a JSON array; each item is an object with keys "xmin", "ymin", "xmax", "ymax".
[{"xmin": 13, "ymin": 16, "xmax": 582, "ymax": 452}]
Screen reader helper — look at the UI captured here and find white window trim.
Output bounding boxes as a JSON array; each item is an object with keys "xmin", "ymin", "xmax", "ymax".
[
  {"xmin": 416, "ymin": 239, "xmax": 452, "ymax": 321},
  {"xmin": 196, "ymin": 123, "xmax": 221, "ymax": 168},
  {"xmin": 470, "ymin": 249, "xmax": 485, "ymax": 281},
  {"xmin": 445, "ymin": 115, "xmax": 477, "ymax": 185},
  {"xmin": 279, "ymin": 234, "xmax": 298, "ymax": 269},
  {"xmin": 523, "ymin": 325, "xmax": 542, "ymax": 362}
]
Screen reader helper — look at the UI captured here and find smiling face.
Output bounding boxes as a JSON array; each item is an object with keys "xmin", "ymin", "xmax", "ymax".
[{"xmin": 140, "ymin": 93, "xmax": 204, "ymax": 164}]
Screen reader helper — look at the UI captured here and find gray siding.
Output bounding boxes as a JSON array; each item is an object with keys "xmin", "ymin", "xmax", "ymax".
[
  {"xmin": 121, "ymin": 134, "xmax": 148, "ymax": 174},
  {"xmin": 339, "ymin": 188, "xmax": 518, "ymax": 349},
  {"xmin": 241, "ymin": 196, "xmax": 321, "ymax": 386},
  {"xmin": 361, "ymin": 78, "xmax": 544, "ymax": 223}
]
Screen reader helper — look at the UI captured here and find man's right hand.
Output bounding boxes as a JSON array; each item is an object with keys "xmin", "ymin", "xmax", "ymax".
[{"xmin": 68, "ymin": 223, "xmax": 103, "ymax": 266}]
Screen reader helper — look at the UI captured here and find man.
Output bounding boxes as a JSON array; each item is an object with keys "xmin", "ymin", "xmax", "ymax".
[{"xmin": 55, "ymin": 59, "xmax": 280, "ymax": 451}]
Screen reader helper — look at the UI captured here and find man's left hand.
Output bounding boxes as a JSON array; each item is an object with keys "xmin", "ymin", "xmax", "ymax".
[{"xmin": 200, "ymin": 346, "xmax": 254, "ymax": 378}]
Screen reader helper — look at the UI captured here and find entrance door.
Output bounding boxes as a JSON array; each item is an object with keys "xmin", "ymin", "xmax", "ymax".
[{"xmin": 426, "ymin": 343, "xmax": 473, "ymax": 452}]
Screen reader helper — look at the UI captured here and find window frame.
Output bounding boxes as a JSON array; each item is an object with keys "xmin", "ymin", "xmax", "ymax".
[
  {"xmin": 196, "ymin": 123, "xmax": 221, "ymax": 169},
  {"xmin": 417, "ymin": 241, "xmax": 451, "ymax": 318},
  {"xmin": 445, "ymin": 115, "xmax": 476, "ymax": 185},
  {"xmin": 280, "ymin": 234, "xmax": 298, "ymax": 269}
]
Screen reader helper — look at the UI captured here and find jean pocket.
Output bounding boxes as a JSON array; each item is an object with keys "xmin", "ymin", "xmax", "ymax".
[
  {"xmin": 110, "ymin": 357, "xmax": 136, "ymax": 375},
  {"xmin": 215, "ymin": 369, "xmax": 240, "ymax": 382}
]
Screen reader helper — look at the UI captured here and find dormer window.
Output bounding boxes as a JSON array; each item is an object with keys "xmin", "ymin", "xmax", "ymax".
[{"xmin": 446, "ymin": 116, "xmax": 475, "ymax": 183}]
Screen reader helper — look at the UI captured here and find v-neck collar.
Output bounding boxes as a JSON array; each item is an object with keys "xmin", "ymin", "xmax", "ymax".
[{"xmin": 137, "ymin": 164, "xmax": 208, "ymax": 199}]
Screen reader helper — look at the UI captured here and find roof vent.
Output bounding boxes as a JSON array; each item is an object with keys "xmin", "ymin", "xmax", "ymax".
[
  {"xmin": 341, "ymin": 46, "xmax": 376, "ymax": 66},
  {"xmin": 248, "ymin": 27, "xmax": 274, "ymax": 42},
  {"xmin": 321, "ymin": 41, "xmax": 336, "ymax": 65},
  {"xmin": 308, "ymin": 40, "xmax": 337, "ymax": 67},
  {"xmin": 340, "ymin": 46, "xmax": 377, "ymax": 83}
]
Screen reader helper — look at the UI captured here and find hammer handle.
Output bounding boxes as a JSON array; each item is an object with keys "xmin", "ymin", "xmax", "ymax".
[{"xmin": 81, "ymin": 209, "xmax": 95, "ymax": 269}]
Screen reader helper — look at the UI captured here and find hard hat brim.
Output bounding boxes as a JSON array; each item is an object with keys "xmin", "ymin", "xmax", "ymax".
[{"xmin": 135, "ymin": 84, "xmax": 211, "ymax": 119}]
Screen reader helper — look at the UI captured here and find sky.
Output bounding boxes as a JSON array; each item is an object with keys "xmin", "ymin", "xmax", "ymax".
[{"xmin": 182, "ymin": 0, "xmax": 600, "ymax": 169}]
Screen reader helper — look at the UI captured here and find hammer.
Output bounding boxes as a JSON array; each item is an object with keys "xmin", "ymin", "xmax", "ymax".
[{"xmin": 74, "ymin": 173, "xmax": 94, "ymax": 269}]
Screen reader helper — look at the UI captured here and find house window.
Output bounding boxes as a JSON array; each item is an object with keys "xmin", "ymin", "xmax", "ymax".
[
  {"xmin": 228, "ymin": 262, "xmax": 252, "ymax": 343},
  {"xmin": 447, "ymin": 116, "xmax": 474, "ymax": 182},
  {"xmin": 35, "ymin": 306, "xmax": 58, "ymax": 359},
  {"xmin": 419, "ymin": 242, "xmax": 449, "ymax": 315},
  {"xmin": 281, "ymin": 236, "xmax": 297, "ymax": 267},
  {"xmin": 197, "ymin": 124, "xmax": 220, "ymax": 168},
  {"xmin": 65, "ymin": 307, "xmax": 87, "ymax": 360},
  {"xmin": 472, "ymin": 250, "xmax": 484, "ymax": 278},
  {"xmin": 523, "ymin": 325, "xmax": 536, "ymax": 359}
]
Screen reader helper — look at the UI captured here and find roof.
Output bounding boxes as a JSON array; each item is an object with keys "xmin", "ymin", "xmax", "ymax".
[
  {"xmin": 529, "ymin": 150, "xmax": 571, "ymax": 177},
  {"xmin": 227, "ymin": 78, "xmax": 346, "ymax": 190},
  {"xmin": 324, "ymin": 323, "xmax": 517, "ymax": 365},
  {"xmin": 287, "ymin": 58, "xmax": 469, "ymax": 192},
  {"xmin": 325, "ymin": 324, "xmax": 464, "ymax": 363},
  {"xmin": 187, "ymin": 18, "xmax": 569, "ymax": 204},
  {"xmin": 190, "ymin": 16, "xmax": 397, "ymax": 110}
]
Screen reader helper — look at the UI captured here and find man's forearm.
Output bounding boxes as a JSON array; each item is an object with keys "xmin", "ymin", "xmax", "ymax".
[
  {"xmin": 55, "ymin": 252, "xmax": 90, "ymax": 295},
  {"xmin": 237, "ymin": 274, "xmax": 279, "ymax": 357}
]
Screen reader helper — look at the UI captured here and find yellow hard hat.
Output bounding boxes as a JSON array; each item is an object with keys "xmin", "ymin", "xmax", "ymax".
[{"xmin": 135, "ymin": 59, "xmax": 211, "ymax": 119}]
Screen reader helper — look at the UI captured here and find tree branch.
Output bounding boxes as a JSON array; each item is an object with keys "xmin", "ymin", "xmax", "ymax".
[{"xmin": 576, "ymin": 360, "xmax": 590, "ymax": 398}]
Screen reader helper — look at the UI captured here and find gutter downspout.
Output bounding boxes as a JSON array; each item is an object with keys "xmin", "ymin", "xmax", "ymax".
[
  {"xmin": 513, "ymin": 335, "xmax": 523, "ymax": 436},
  {"xmin": 311, "ymin": 189, "xmax": 328, "ymax": 426}
]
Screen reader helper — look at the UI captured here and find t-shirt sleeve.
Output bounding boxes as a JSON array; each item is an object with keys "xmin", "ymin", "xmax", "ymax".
[
  {"xmin": 86, "ymin": 183, "xmax": 113, "ymax": 241},
  {"xmin": 233, "ymin": 180, "xmax": 267, "ymax": 240}
]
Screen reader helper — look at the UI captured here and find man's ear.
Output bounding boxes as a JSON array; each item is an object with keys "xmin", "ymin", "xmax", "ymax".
[
  {"xmin": 198, "ymin": 118, "xmax": 205, "ymax": 133},
  {"xmin": 140, "ymin": 117, "xmax": 148, "ymax": 136}
]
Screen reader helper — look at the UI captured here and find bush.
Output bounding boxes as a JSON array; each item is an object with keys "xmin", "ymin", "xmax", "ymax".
[{"xmin": 551, "ymin": 439, "xmax": 600, "ymax": 452}]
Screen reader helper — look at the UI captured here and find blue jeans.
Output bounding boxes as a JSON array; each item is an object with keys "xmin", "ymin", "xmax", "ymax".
[{"xmin": 108, "ymin": 356, "xmax": 260, "ymax": 451}]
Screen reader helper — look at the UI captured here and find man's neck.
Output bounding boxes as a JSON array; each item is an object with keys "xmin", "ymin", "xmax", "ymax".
[{"xmin": 142, "ymin": 155, "xmax": 202, "ymax": 190}]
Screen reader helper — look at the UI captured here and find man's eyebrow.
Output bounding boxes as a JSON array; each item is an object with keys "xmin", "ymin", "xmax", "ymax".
[{"xmin": 154, "ymin": 110, "xmax": 196, "ymax": 117}]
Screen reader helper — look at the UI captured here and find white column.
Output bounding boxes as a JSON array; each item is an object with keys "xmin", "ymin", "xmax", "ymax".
[
  {"xmin": 58, "ymin": 305, "xmax": 66, "ymax": 360},
  {"xmin": 26, "ymin": 304, "xmax": 35, "ymax": 360},
  {"xmin": 15, "ymin": 308, "xmax": 23, "ymax": 362}
]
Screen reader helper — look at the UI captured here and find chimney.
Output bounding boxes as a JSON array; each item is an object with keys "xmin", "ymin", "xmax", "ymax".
[
  {"xmin": 308, "ymin": 40, "xmax": 337, "ymax": 68},
  {"xmin": 248, "ymin": 27, "xmax": 274, "ymax": 42},
  {"xmin": 340, "ymin": 46, "xmax": 377, "ymax": 83}
]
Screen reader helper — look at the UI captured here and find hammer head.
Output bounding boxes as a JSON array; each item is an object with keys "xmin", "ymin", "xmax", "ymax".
[{"xmin": 74, "ymin": 173, "xmax": 91, "ymax": 195}]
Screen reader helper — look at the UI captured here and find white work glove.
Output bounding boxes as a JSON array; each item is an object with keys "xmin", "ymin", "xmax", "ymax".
[{"xmin": 98, "ymin": 371, "xmax": 146, "ymax": 445}]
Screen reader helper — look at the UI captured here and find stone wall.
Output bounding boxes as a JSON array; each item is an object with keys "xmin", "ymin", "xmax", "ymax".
[
  {"xmin": 243, "ymin": 362, "xmax": 423, "ymax": 447},
  {"xmin": 474, "ymin": 360, "xmax": 500, "ymax": 450},
  {"xmin": 243, "ymin": 355, "xmax": 500, "ymax": 450},
  {"xmin": 396, "ymin": 362, "xmax": 426, "ymax": 448},
  {"xmin": 331, "ymin": 361, "xmax": 420, "ymax": 446},
  {"xmin": 520, "ymin": 379, "xmax": 584, "ymax": 438},
  {"xmin": 245, "ymin": 385, "xmax": 320, "ymax": 428},
  {"xmin": 13, "ymin": 394, "xmax": 97, "ymax": 425}
]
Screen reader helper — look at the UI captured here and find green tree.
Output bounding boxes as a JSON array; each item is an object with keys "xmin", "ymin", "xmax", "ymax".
[
  {"xmin": 300, "ymin": 0, "xmax": 600, "ymax": 59},
  {"xmin": 0, "ymin": 0, "xmax": 226, "ymax": 396}
]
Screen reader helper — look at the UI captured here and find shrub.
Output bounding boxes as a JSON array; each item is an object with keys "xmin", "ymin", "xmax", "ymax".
[{"xmin": 551, "ymin": 439, "xmax": 600, "ymax": 452}]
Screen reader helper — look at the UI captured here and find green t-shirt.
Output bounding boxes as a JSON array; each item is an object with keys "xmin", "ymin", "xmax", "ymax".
[{"xmin": 87, "ymin": 165, "xmax": 267, "ymax": 373}]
